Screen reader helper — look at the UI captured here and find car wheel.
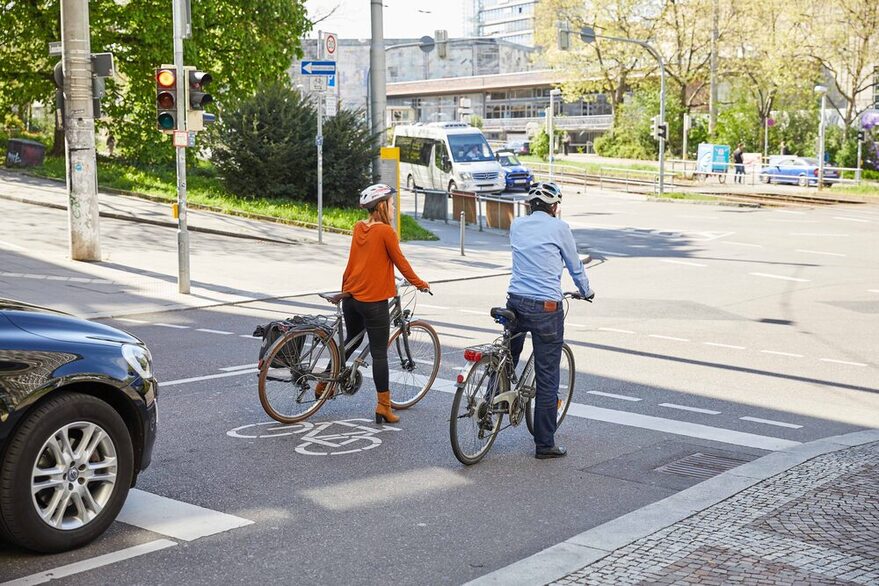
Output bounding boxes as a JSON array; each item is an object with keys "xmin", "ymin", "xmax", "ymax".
[
  {"xmin": 448, "ymin": 180, "xmax": 457, "ymax": 193},
  {"xmin": 407, "ymin": 175, "xmax": 416, "ymax": 192},
  {"xmin": 798, "ymin": 175, "xmax": 809, "ymax": 187},
  {"xmin": 0, "ymin": 392, "xmax": 134, "ymax": 553},
  {"xmin": 760, "ymin": 174, "xmax": 770, "ymax": 184}
]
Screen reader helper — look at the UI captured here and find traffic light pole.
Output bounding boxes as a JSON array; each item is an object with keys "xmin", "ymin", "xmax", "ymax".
[
  {"xmin": 172, "ymin": 0, "xmax": 190, "ymax": 293},
  {"xmin": 60, "ymin": 0, "xmax": 101, "ymax": 261}
]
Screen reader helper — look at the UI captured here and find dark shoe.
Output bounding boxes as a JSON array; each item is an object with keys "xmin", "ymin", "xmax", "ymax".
[{"xmin": 535, "ymin": 446, "xmax": 567, "ymax": 459}]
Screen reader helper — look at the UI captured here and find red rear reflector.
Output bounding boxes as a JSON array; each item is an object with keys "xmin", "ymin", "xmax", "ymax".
[
  {"xmin": 463, "ymin": 349, "xmax": 482, "ymax": 362},
  {"xmin": 457, "ymin": 373, "xmax": 465, "ymax": 384},
  {"xmin": 813, "ymin": 169, "xmax": 819, "ymax": 176}
]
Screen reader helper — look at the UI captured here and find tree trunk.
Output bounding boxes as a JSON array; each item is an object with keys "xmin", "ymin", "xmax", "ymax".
[{"xmin": 49, "ymin": 108, "xmax": 65, "ymax": 157}]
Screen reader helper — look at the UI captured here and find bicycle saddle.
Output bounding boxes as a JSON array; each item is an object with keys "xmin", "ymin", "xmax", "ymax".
[
  {"xmin": 490, "ymin": 307, "xmax": 517, "ymax": 329},
  {"xmin": 319, "ymin": 291, "xmax": 352, "ymax": 305}
]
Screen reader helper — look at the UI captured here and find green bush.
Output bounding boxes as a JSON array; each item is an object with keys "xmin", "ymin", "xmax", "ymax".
[
  {"xmin": 530, "ymin": 128, "xmax": 550, "ymax": 159},
  {"xmin": 211, "ymin": 83, "xmax": 377, "ymax": 207}
]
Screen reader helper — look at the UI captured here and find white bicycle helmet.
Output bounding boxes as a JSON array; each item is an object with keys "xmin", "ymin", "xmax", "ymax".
[
  {"xmin": 359, "ymin": 183, "xmax": 396, "ymax": 209},
  {"xmin": 527, "ymin": 181, "xmax": 563, "ymax": 205}
]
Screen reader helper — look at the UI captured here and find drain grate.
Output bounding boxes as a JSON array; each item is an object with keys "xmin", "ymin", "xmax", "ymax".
[{"xmin": 655, "ymin": 452, "xmax": 750, "ymax": 480}]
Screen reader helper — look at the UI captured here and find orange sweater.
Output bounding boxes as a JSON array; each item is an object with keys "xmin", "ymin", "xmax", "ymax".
[{"xmin": 342, "ymin": 222, "xmax": 429, "ymax": 302}]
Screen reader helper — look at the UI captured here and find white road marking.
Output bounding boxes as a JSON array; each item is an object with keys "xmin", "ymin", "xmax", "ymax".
[
  {"xmin": 649, "ymin": 335, "xmax": 690, "ymax": 342},
  {"xmin": 196, "ymin": 328, "xmax": 234, "ymax": 335},
  {"xmin": 820, "ymin": 358, "xmax": 868, "ymax": 367},
  {"xmin": 723, "ymin": 241, "xmax": 763, "ymax": 248},
  {"xmin": 774, "ymin": 209, "xmax": 806, "ymax": 215},
  {"xmin": 659, "ymin": 259, "xmax": 707, "ymax": 267},
  {"xmin": 460, "ymin": 309, "xmax": 486, "ymax": 315},
  {"xmin": 117, "ymin": 488, "xmax": 253, "ymax": 541},
  {"xmin": 703, "ymin": 342, "xmax": 746, "ymax": 350},
  {"xmin": 659, "ymin": 403, "xmax": 721, "ymax": 415},
  {"xmin": 592, "ymin": 249, "xmax": 630, "ymax": 257},
  {"xmin": 867, "ymin": 289, "xmax": 879, "ymax": 294},
  {"xmin": 568, "ymin": 323, "xmax": 589, "ymax": 328},
  {"xmin": 599, "ymin": 327, "xmax": 636, "ymax": 334},
  {"xmin": 1, "ymin": 540, "xmax": 177, "ymax": 586},
  {"xmin": 749, "ymin": 272, "xmax": 811, "ymax": 282},
  {"xmin": 739, "ymin": 416, "xmax": 803, "ymax": 429},
  {"xmin": 760, "ymin": 350, "xmax": 804, "ymax": 358},
  {"xmin": 219, "ymin": 364, "xmax": 256, "ymax": 372},
  {"xmin": 419, "ymin": 304, "xmax": 450, "ymax": 310},
  {"xmin": 116, "ymin": 318, "xmax": 148, "ymax": 324},
  {"xmin": 426, "ymin": 375, "xmax": 798, "ymax": 450},
  {"xmin": 240, "ymin": 334, "xmax": 256, "ymax": 338},
  {"xmin": 790, "ymin": 233, "xmax": 849, "ymax": 236},
  {"xmin": 0, "ymin": 239, "xmax": 25, "ymax": 251},
  {"xmin": 163, "ymin": 368, "xmax": 258, "ymax": 387},
  {"xmin": 154, "ymin": 322, "xmax": 189, "ymax": 329},
  {"xmin": 587, "ymin": 391, "xmax": 642, "ymax": 402},
  {"xmin": 795, "ymin": 249, "xmax": 846, "ymax": 257},
  {"xmin": 833, "ymin": 216, "xmax": 869, "ymax": 223}
]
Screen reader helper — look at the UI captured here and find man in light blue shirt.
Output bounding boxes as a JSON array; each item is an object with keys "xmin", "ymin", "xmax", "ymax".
[{"xmin": 507, "ymin": 181, "xmax": 593, "ymax": 459}]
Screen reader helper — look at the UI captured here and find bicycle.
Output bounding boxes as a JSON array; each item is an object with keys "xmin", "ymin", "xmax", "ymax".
[
  {"xmin": 449, "ymin": 291, "xmax": 587, "ymax": 465},
  {"xmin": 257, "ymin": 279, "xmax": 440, "ymax": 424}
]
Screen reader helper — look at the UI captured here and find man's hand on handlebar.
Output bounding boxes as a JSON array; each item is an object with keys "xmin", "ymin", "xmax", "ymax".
[{"xmin": 567, "ymin": 289, "xmax": 595, "ymax": 302}]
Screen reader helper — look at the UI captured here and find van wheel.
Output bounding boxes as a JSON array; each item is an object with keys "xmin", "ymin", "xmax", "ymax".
[
  {"xmin": 407, "ymin": 175, "xmax": 416, "ymax": 192},
  {"xmin": 798, "ymin": 175, "xmax": 808, "ymax": 187},
  {"xmin": 448, "ymin": 180, "xmax": 457, "ymax": 193}
]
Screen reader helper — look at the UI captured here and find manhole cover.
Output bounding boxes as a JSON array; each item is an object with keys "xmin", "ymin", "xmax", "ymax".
[{"xmin": 655, "ymin": 452, "xmax": 749, "ymax": 480}]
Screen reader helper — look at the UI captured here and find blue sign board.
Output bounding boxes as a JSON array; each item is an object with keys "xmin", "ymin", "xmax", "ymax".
[
  {"xmin": 301, "ymin": 60, "xmax": 336, "ymax": 75},
  {"xmin": 328, "ymin": 74, "xmax": 336, "ymax": 88},
  {"xmin": 697, "ymin": 143, "xmax": 730, "ymax": 174}
]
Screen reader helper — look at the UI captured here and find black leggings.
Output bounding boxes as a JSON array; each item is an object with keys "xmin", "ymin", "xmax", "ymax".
[{"xmin": 342, "ymin": 297, "xmax": 390, "ymax": 393}]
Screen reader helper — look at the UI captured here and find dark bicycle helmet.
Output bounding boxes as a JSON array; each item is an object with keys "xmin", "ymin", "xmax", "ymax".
[{"xmin": 527, "ymin": 181, "xmax": 563, "ymax": 205}]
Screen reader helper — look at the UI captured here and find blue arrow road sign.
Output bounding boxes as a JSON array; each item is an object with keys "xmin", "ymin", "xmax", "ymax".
[{"xmin": 301, "ymin": 60, "xmax": 336, "ymax": 75}]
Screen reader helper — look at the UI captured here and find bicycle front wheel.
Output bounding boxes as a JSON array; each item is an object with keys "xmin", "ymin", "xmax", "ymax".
[
  {"xmin": 450, "ymin": 356, "xmax": 505, "ymax": 465},
  {"xmin": 388, "ymin": 320, "xmax": 441, "ymax": 409},
  {"xmin": 258, "ymin": 328, "xmax": 340, "ymax": 424},
  {"xmin": 525, "ymin": 343, "xmax": 576, "ymax": 436}
]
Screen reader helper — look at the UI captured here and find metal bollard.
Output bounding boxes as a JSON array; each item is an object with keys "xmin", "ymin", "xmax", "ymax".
[
  {"xmin": 414, "ymin": 189, "xmax": 419, "ymax": 219},
  {"xmin": 459, "ymin": 211, "xmax": 465, "ymax": 256}
]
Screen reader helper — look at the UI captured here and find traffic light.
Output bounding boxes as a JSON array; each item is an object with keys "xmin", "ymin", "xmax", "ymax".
[
  {"xmin": 184, "ymin": 66, "xmax": 213, "ymax": 132},
  {"xmin": 658, "ymin": 123, "xmax": 667, "ymax": 140},
  {"xmin": 435, "ymin": 29, "xmax": 448, "ymax": 59},
  {"xmin": 557, "ymin": 22, "xmax": 571, "ymax": 51},
  {"xmin": 155, "ymin": 66, "xmax": 177, "ymax": 132},
  {"xmin": 651, "ymin": 115, "xmax": 667, "ymax": 141},
  {"xmin": 858, "ymin": 129, "xmax": 866, "ymax": 142}
]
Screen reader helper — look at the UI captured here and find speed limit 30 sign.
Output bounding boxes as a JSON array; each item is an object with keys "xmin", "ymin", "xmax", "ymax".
[{"xmin": 324, "ymin": 32, "xmax": 337, "ymax": 59}]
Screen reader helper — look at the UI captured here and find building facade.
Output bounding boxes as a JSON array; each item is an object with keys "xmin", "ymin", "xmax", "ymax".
[{"xmin": 470, "ymin": 0, "xmax": 538, "ymax": 47}]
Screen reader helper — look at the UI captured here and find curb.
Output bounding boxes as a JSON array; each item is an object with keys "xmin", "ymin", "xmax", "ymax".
[
  {"xmin": 465, "ymin": 428, "xmax": 879, "ymax": 586},
  {"xmin": 645, "ymin": 196, "xmax": 761, "ymax": 208}
]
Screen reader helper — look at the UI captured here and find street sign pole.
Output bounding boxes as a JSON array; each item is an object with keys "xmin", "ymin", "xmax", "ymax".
[{"xmin": 172, "ymin": 0, "xmax": 190, "ymax": 292}]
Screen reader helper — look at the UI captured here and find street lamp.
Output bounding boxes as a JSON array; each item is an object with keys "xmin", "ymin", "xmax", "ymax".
[
  {"xmin": 815, "ymin": 84, "xmax": 827, "ymax": 191},
  {"xmin": 580, "ymin": 27, "xmax": 667, "ymax": 196},
  {"xmin": 549, "ymin": 88, "xmax": 561, "ymax": 181}
]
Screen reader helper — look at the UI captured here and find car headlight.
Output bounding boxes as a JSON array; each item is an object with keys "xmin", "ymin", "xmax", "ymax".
[
  {"xmin": 459, "ymin": 172, "xmax": 472, "ymax": 180},
  {"xmin": 122, "ymin": 344, "xmax": 153, "ymax": 379}
]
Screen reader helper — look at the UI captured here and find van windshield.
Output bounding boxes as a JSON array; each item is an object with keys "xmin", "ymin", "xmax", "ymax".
[{"xmin": 448, "ymin": 134, "xmax": 495, "ymax": 163}]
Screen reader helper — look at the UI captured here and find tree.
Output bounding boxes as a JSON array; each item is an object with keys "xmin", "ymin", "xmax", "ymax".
[{"xmin": 0, "ymin": 1, "xmax": 312, "ymax": 163}]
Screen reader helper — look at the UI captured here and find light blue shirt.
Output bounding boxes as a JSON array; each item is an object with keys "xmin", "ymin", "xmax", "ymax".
[{"xmin": 508, "ymin": 211, "xmax": 590, "ymax": 301}]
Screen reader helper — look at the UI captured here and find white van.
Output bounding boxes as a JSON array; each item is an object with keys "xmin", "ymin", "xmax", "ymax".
[{"xmin": 393, "ymin": 122, "xmax": 506, "ymax": 194}]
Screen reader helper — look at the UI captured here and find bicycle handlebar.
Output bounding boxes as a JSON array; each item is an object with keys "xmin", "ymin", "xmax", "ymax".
[{"xmin": 564, "ymin": 291, "xmax": 595, "ymax": 302}]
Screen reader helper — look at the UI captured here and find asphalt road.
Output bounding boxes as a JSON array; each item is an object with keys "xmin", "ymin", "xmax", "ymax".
[{"xmin": 2, "ymin": 191, "xmax": 877, "ymax": 585}]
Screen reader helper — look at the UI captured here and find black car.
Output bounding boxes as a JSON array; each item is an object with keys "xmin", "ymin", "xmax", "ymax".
[{"xmin": 0, "ymin": 299, "xmax": 158, "ymax": 553}]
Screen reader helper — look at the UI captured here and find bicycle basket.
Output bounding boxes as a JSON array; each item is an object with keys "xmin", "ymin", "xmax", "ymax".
[{"xmin": 254, "ymin": 315, "xmax": 335, "ymax": 369}]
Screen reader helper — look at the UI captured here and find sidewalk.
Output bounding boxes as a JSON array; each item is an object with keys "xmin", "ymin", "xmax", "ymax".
[
  {"xmin": 0, "ymin": 171, "xmax": 514, "ymax": 319},
  {"xmin": 469, "ymin": 430, "xmax": 879, "ymax": 586}
]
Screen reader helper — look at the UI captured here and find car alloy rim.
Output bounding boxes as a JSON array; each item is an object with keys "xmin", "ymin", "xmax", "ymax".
[{"xmin": 31, "ymin": 421, "xmax": 118, "ymax": 530}]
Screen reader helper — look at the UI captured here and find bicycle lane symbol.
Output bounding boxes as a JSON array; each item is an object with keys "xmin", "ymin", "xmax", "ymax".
[{"xmin": 226, "ymin": 418, "xmax": 401, "ymax": 456}]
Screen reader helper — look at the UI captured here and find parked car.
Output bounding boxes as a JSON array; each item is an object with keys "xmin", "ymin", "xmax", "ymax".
[
  {"xmin": 504, "ymin": 140, "xmax": 530, "ymax": 156},
  {"xmin": 0, "ymin": 299, "xmax": 158, "ymax": 553},
  {"xmin": 759, "ymin": 156, "xmax": 840, "ymax": 187},
  {"xmin": 495, "ymin": 149, "xmax": 534, "ymax": 191}
]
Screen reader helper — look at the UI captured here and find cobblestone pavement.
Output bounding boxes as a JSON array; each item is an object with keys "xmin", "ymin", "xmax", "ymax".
[{"xmin": 553, "ymin": 441, "xmax": 879, "ymax": 585}]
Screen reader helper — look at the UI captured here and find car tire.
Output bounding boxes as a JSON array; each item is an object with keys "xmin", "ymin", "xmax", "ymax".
[
  {"xmin": 0, "ymin": 392, "xmax": 134, "ymax": 553},
  {"xmin": 407, "ymin": 175, "xmax": 416, "ymax": 192},
  {"xmin": 448, "ymin": 180, "xmax": 457, "ymax": 193},
  {"xmin": 760, "ymin": 174, "xmax": 770, "ymax": 184},
  {"xmin": 798, "ymin": 175, "xmax": 809, "ymax": 187}
]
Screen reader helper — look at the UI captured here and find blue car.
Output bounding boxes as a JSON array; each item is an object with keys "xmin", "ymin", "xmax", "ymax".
[
  {"xmin": 495, "ymin": 149, "xmax": 534, "ymax": 191},
  {"xmin": 759, "ymin": 156, "xmax": 840, "ymax": 187}
]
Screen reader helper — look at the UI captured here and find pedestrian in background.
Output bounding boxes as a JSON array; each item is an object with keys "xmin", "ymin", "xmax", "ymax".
[
  {"xmin": 733, "ymin": 143, "xmax": 745, "ymax": 184},
  {"xmin": 779, "ymin": 141, "xmax": 789, "ymax": 156},
  {"xmin": 106, "ymin": 133, "xmax": 116, "ymax": 157},
  {"xmin": 562, "ymin": 132, "xmax": 571, "ymax": 156}
]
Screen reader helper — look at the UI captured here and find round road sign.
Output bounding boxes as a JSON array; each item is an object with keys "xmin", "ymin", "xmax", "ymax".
[{"xmin": 326, "ymin": 34, "xmax": 337, "ymax": 56}]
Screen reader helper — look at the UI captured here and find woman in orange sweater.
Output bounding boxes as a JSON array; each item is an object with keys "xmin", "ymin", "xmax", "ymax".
[{"xmin": 341, "ymin": 184, "xmax": 430, "ymax": 424}]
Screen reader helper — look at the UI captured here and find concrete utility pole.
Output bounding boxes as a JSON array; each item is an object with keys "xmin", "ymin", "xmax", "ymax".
[
  {"xmin": 370, "ymin": 0, "xmax": 387, "ymax": 173},
  {"xmin": 708, "ymin": 0, "xmax": 719, "ymax": 136},
  {"xmin": 172, "ymin": 0, "xmax": 190, "ymax": 293},
  {"xmin": 61, "ymin": 0, "xmax": 101, "ymax": 261}
]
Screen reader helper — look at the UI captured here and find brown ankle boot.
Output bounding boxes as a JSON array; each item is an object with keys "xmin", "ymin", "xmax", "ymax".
[
  {"xmin": 314, "ymin": 381, "xmax": 329, "ymax": 399},
  {"xmin": 375, "ymin": 391, "xmax": 400, "ymax": 424}
]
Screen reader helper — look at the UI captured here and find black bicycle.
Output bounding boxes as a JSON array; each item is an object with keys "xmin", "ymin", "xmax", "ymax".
[
  {"xmin": 450, "ymin": 292, "xmax": 587, "ymax": 465},
  {"xmin": 257, "ymin": 280, "xmax": 440, "ymax": 423}
]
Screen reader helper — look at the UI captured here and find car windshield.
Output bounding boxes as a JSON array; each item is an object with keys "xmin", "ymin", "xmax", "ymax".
[
  {"xmin": 497, "ymin": 154, "xmax": 521, "ymax": 166},
  {"xmin": 448, "ymin": 134, "xmax": 495, "ymax": 162}
]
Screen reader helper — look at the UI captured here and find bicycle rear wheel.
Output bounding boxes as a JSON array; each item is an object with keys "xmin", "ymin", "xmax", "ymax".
[
  {"xmin": 450, "ymin": 356, "xmax": 505, "ymax": 465},
  {"xmin": 388, "ymin": 320, "xmax": 441, "ymax": 409},
  {"xmin": 258, "ymin": 328, "xmax": 340, "ymax": 424},
  {"xmin": 525, "ymin": 343, "xmax": 575, "ymax": 435}
]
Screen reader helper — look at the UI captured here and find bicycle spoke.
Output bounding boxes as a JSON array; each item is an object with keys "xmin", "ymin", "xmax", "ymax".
[{"xmin": 388, "ymin": 322, "xmax": 440, "ymax": 409}]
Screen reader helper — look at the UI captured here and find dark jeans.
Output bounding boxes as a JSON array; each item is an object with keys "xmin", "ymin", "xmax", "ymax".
[
  {"xmin": 735, "ymin": 163, "xmax": 745, "ymax": 183},
  {"xmin": 342, "ymin": 297, "xmax": 390, "ymax": 393},
  {"xmin": 506, "ymin": 294, "xmax": 564, "ymax": 450}
]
